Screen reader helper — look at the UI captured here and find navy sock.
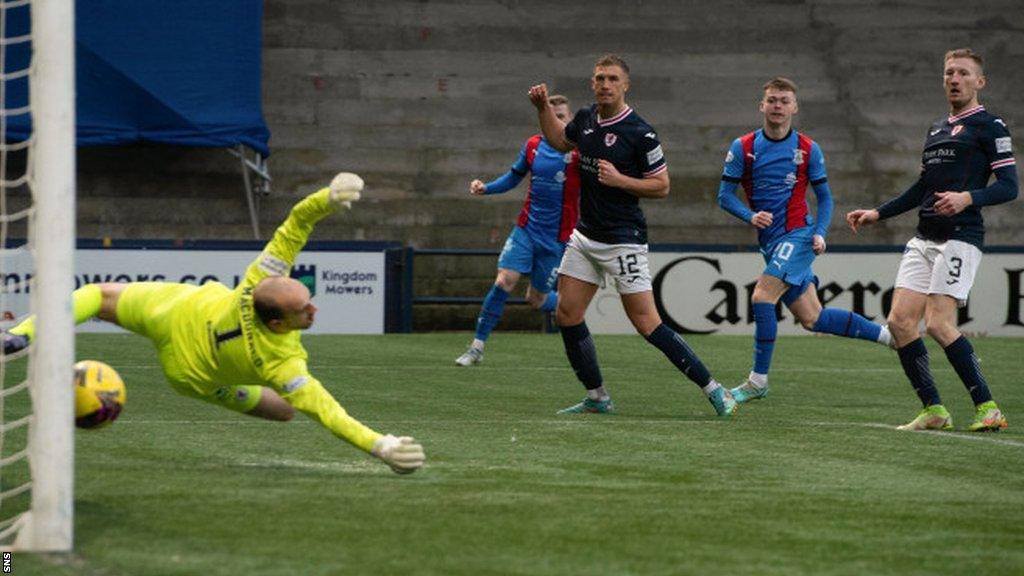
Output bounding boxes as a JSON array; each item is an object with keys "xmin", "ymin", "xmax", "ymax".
[
  {"xmin": 897, "ymin": 338, "xmax": 941, "ymax": 407},
  {"xmin": 943, "ymin": 335, "xmax": 992, "ymax": 405},
  {"xmin": 752, "ymin": 302, "xmax": 777, "ymax": 375},
  {"xmin": 645, "ymin": 323, "xmax": 712, "ymax": 388},
  {"xmin": 811, "ymin": 308, "xmax": 882, "ymax": 342},
  {"xmin": 474, "ymin": 285, "xmax": 510, "ymax": 342},
  {"xmin": 559, "ymin": 322, "xmax": 603, "ymax": 390}
]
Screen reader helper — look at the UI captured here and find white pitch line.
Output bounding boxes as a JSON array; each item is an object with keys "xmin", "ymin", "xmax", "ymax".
[
  {"xmin": 818, "ymin": 421, "xmax": 1024, "ymax": 448},
  {"xmin": 100, "ymin": 363, "xmax": 1016, "ymax": 374}
]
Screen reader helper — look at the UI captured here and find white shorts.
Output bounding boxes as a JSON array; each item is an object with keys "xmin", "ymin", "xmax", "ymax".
[
  {"xmin": 558, "ymin": 229, "xmax": 652, "ymax": 294},
  {"xmin": 894, "ymin": 237, "xmax": 982, "ymax": 307}
]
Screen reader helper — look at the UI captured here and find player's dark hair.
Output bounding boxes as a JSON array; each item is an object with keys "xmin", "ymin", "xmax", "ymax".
[
  {"xmin": 944, "ymin": 48, "xmax": 983, "ymax": 71},
  {"xmin": 254, "ymin": 295, "xmax": 284, "ymax": 325},
  {"xmin": 763, "ymin": 77, "xmax": 798, "ymax": 94},
  {"xmin": 595, "ymin": 54, "xmax": 629, "ymax": 76},
  {"xmin": 547, "ymin": 94, "xmax": 570, "ymax": 108}
]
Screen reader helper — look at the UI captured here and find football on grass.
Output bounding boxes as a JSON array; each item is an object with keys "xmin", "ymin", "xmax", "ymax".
[{"xmin": 73, "ymin": 360, "xmax": 126, "ymax": 429}]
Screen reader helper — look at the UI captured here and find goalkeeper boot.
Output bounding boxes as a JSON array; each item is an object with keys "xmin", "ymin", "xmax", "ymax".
[
  {"xmin": 1, "ymin": 331, "xmax": 28, "ymax": 356},
  {"xmin": 730, "ymin": 379, "xmax": 768, "ymax": 404},
  {"xmin": 455, "ymin": 346, "xmax": 483, "ymax": 367},
  {"xmin": 708, "ymin": 387, "xmax": 737, "ymax": 417},
  {"xmin": 896, "ymin": 404, "xmax": 953, "ymax": 431},
  {"xmin": 557, "ymin": 397, "xmax": 614, "ymax": 415},
  {"xmin": 968, "ymin": 401, "xmax": 1008, "ymax": 432}
]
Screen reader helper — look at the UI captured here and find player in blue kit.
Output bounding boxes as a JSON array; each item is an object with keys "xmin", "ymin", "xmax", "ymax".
[
  {"xmin": 848, "ymin": 49, "xmax": 1018, "ymax": 432},
  {"xmin": 456, "ymin": 95, "xmax": 580, "ymax": 366},
  {"xmin": 718, "ymin": 77, "xmax": 892, "ymax": 403},
  {"xmin": 528, "ymin": 55, "xmax": 736, "ymax": 417}
]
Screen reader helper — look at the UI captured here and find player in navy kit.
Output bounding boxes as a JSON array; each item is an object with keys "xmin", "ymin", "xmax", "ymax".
[
  {"xmin": 528, "ymin": 54, "xmax": 736, "ymax": 417},
  {"xmin": 718, "ymin": 77, "xmax": 893, "ymax": 403},
  {"xmin": 847, "ymin": 48, "xmax": 1018, "ymax": 432},
  {"xmin": 455, "ymin": 95, "xmax": 580, "ymax": 366}
]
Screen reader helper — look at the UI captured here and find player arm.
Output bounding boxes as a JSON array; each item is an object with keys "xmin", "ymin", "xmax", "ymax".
[
  {"xmin": 278, "ymin": 373, "xmax": 382, "ymax": 452},
  {"xmin": 613, "ymin": 168, "xmax": 670, "ymax": 199},
  {"xmin": 613, "ymin": 131, "xmax": 669, "ymax": 198},
  {"xmin": 811, "ymin": 181, "xmax": 834, "ymax": 238},
  {"xmin": 971, "ymin": 123, "xmax": 1018, "ymax": 206},
  {"xmin": 536, "ymin": 105, "xmax": 572, "ymax": 152},
  {"xmin": 277, "ymin": 368, "xmax": 425, "ymax": 473},
  {"xmin": 482, "ymin": 145, "xmax": 530, "ymax": 194},
  {"xmin": 969, "ymin": 165, "xmax": 1019, "ymax": 207},
  {"xmin": 717, "ymin": 139, "xmax": 755, "ymax": 222},
  {"xmin": 876, "ymin": 174, "xmax": 926, "ymax": 220},
  {"xmin": 717, "ymin": 179, "xmax": 755, "ymax": 223},
  {"xmin": 241, "ymin": 185, "xmax": 348, "ymax": 285},
  {"xmin": 528, "ymin": 85, "xmax": 574, "ymax": 152}
]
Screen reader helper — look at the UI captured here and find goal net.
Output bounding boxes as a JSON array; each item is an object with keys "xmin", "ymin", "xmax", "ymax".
[{"xmin": 0, "ymin": 0, "xmax": 75, "ymax": 551}]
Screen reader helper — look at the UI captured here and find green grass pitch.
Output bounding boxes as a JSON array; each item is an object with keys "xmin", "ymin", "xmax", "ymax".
[{"xmin": 10, "ymin": 332, "xmax": 1024, "ymax": 575}]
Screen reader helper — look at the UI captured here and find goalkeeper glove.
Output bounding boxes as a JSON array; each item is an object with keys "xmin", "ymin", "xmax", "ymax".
[
  {"xmin": 371, "ymin": 434, "xmax": 425, "ymax": 475},
  {"xmin": 329, "ymin": 172, "xmax": 364, "ymax": 210}
]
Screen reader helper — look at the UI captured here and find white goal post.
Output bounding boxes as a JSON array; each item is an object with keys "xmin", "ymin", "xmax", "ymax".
[{"xmin": 1, "ymin": 0, "xmax": 76, "ymax": 552}]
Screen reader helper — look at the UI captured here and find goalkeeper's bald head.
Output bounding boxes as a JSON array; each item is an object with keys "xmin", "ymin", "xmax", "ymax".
[{"xmin": 254, "ymin": 277, "xmax": 316, "ymax": 333}]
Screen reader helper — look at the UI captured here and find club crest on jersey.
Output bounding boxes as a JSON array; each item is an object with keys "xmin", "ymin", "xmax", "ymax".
[
  {"xmin": 951, "ymin": 125, "xmax": 964, "ymax": 136},
  {"xmin": 605, "ymin": 133, "xmax": 617, "ymax": 147},
  {"xmin": 792, "ymin": 148, "xmax": 805, "ymax": 165}
]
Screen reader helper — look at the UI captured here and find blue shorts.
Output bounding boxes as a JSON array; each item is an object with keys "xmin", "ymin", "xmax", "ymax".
[
  {"xmin": 497, "ymin": 226, "xmax": 565, "ymax": 293},
  {"xmin": 761, "ymin": 230, "xmax": 819, "ymax": 306}
]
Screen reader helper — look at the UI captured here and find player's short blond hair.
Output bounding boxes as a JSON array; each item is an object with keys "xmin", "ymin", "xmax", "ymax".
[
  {"xmin": 763, "ymin": 77, "xmax": 799, "ymax": 94},
  {"xmin": 547, "ymin": 94, "xmax": 570, "ymax": 108},
  {"xmin": 944, "ymin": 47, "xmax": 984, "ymax": 71},
  {"xmin": 595, "ymin": 54, "xmax": 630, "ymax": 76}
]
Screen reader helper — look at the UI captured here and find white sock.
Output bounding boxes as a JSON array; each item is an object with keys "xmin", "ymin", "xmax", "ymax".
[
  {"xmin": 586, "ymin": 386, "xmax": 609, "ymax": 401},
  {"xmin": 878, "ymin": 325, "xmax": 892, "ymax": 346},
  {"xmin": 701, "ymin": 380, "xmax": 722, "ymax": 396},
  {"xmin": 747, "ymin": 372, "xmax": 768, "ymax": 388},
  {"xmin": 471, "ymin": 339, "xmax": 485, "ymax": 351}
]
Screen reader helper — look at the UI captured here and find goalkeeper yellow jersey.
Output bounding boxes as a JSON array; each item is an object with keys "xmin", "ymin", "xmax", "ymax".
[{"xmin": 162, "ymin": 188, "xmax": 382, "ymax": 452}]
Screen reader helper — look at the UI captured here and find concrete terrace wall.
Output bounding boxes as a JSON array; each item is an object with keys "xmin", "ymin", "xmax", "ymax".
[{"xmin": 71, "ymin": 1, "xmax": 1024, "ymax": 330}]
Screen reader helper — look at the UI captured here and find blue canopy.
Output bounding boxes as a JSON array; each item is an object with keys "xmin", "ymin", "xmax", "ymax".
[{"xmin": 5, "ymin": 0, "xmax": 270, "ymax": 156}]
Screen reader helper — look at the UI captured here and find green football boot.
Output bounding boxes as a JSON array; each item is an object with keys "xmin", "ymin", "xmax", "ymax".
[
  {"xmin": 968, "ymin": 401, "xmax": 1008, "ymax": 432},
  {"xmin": 708, "ymin": 387, "xmax": 737, "ymax": 417},
  {"xmin": 729, "ymin": 380, "xmax": 768, "ymax": 404},
  {"xmin": 896, "ymin": 404, "xmax": 953, "ymax": 431},
  {"xmin": 557, "ymin": 397, "xmax": 614, "ymax": 415}
]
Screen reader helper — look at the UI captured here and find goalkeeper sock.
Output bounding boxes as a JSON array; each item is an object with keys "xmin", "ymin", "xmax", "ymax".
[
  {"xmin": 540, "ymin": 290, "xmax": 558, "ymax": 312},
  {"xmin": 10, "ymin": 283, "xmax": 103, "ymax": 341},
  {"xmin": 473, "ymin": 285, "xmax": 510, "ymax": 342},
  {"xmin": 560, "ymin": 321, "xmax": 603, "ymax": 390},
  {"xmin": 811, "ymin": 308, "xmax": 882, "ymax": 342},
  {"xmin": 646, "ymin": 323, "xmax": 712, "ymax": 388}
]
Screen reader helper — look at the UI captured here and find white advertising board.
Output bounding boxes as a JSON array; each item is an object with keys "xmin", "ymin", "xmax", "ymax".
[
  {"xmin": 583, "ymin": 251, "xmax": 1024, "ymax": 337},
  {"xmin": 1, "ymin": 249, "xmax": 386, "ymax": 334}
]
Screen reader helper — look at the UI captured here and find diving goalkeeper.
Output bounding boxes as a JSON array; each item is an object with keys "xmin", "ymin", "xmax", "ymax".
[{"xmin": 2, "ymin": 173, "xmax": 425, "ymax": 474}]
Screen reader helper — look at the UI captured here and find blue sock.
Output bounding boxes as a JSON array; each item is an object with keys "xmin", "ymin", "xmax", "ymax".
[
  {"xmin": 752, "ymin": 303, "xmax": 777, "ymax": 375},
  {"xmin": 645, "ymin": 323, "xmax": 711, "ymax": 388},
  {"xmin": 897, "ymin": 338, "xmax": 941, "ymax": 407},
  {"xmin": 559, "ymin": 322, "xmax": 603, "ymax": 390},
  {"xmin": 943, "ymin": 336, "xmax": 992, "ymax": 405},
  {"xmin": 811, "ymin": 308, "xmax": 882, "ymax": 342},
  {"xmin": 474, "ymin": 285, "xmax": 510, "ymax": 342},
  {"xmin": 540, "ymin": 291, "xmax": 558, "ymax": 312}
]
